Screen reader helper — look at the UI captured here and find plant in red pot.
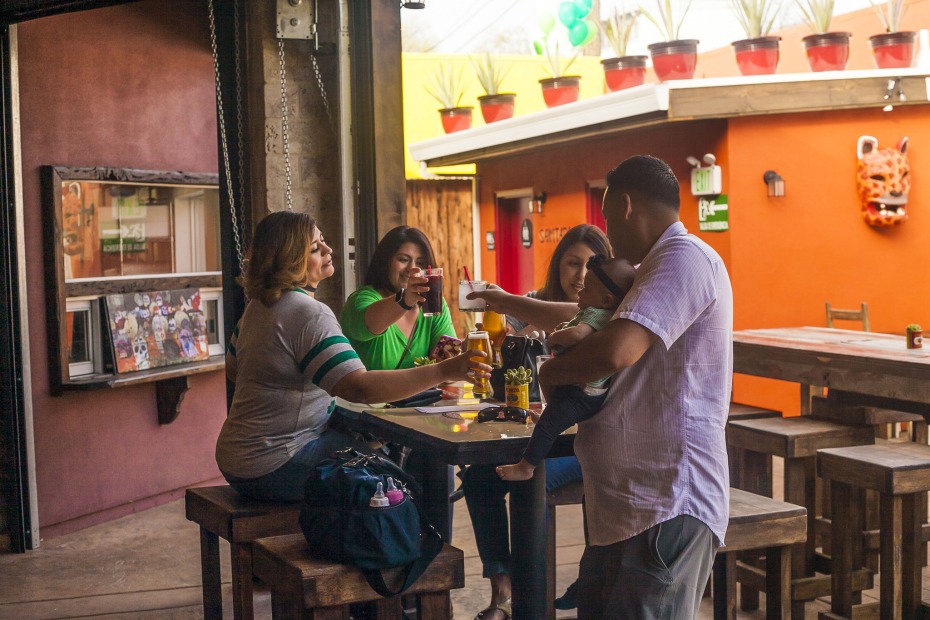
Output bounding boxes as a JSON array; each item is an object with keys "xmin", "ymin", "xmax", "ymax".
[
  {"xmin": 598, "ymin": 5, "xmax": 648, "ymax": 91},
  {"xmin": 642, "ymin": 0, "xmax": 699, "ymax": 81},
  {"xmin": 730, "ymin": 0, "xmax": 782, "ymax": 75},
  {"xmin": 796, "ymin": 0, "xmax": 852, "ymax": 72},
  {"xmin": 472, "ymin": 53, "xmax": 516, "ymax": 123},
  {"xmin": 424, "ymin": 65, "xmax": 472, "ymax": 134},
  {"xmin": 535, "ymin": 37, "xmax": 581, "ymax": 107},
  {"xmin": 868, "ymin": 0, "xmax": 917, "ymax": 69}
]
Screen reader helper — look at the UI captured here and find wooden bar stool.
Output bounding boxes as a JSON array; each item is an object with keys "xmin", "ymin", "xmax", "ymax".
[
  {"xmin": 818, "ymin": 442, "xmax": 930, "ymax": 620},
  {"xmin": 251, "ymin": 533, "xmax": 464, "ymax": 619},
  {"xmin": 545, "ymin": 480, "xmax": 585, "ymax": 620},
  {"xmin": 726, "ymin": 417, "xmax": 875, "ymax": 619},
  {"xmin": 185, "ymin": 485, "xmax": 302, "ymax": 619},
  {"xmin": 713, "ymin": 488, "xmax": 807, "ymax": 620},
  {"xmin": 727, "ymin": 403, "xmax": 782, "ymax": 497}
]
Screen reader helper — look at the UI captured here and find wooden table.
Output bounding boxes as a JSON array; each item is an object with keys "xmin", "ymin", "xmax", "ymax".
[
  {"xmin": 733, "ymin": 327, "xmax": 930, "ymax": 414},
  {"xmin": 332, "ymin": 402, "xmax": 576, "ymax": 620}
]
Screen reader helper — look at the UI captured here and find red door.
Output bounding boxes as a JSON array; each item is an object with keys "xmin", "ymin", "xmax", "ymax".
[
  {"xmin": 495, "ymin": 196, "xmax": 535, "ymax": 295},
  {"xmin": 586, "ymin": 183, "xmax": 607, "ymax": 232}
]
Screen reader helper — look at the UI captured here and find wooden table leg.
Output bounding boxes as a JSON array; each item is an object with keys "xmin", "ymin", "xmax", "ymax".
[
  {"xmin": 880, "ymin": 493, "xmax": 903, "ymax": 620},
  {"xmin": 231, "ymin": 541, "xmax": 255, "ymax": 620},
  {"xmin": 417, "ymin": 591, "xmax": 452, "ymax": 620},
  {"xmin": 902, "ymin": 494, "xmax": 921, "ymax": 618},
  {"xmin": 510, "ymin": 465, "xmax": 548, "ymax": 620},
  {"xmin": 830, "ymin": 480, "xmax": 861, "ymax": 618},
  {"xmin": 766, "ymin": 545, "xmax": 791, "ymax": 620},
  {"xmin": 712, "ymin": 552, "xmax": 736, "ymax": 620},
  {"xmin": 199, "ymin": 527, "xmax": 223, "ymax": 620}
]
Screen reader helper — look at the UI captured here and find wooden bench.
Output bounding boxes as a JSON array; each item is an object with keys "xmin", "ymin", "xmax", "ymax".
[
  {"xmin": 251, "ymin": 533, "xmax": 464, "ymax": 619},
  {"xmin": 818, "ymin": 443, "xmax": 930, "ymax": 620},
  {"xmin": 185, "ymin": 485, "xmax": 302, "ymax": 619},
  {"xmin": 713, "ymin": 488, "xmax": 808, "ymax": 620},
  {"xmin": 726, "ymin": 417, "xmax": 875, "ymax": 619}
]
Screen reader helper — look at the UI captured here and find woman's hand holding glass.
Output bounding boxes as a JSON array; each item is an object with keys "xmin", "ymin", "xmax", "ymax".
[
  {"xmin": 439, "ymin": 349, "xmax": 492, "ymax": 385},
  {"xmin": 401, "ymin": 268, "xmax": 430, "ymax": 309}
]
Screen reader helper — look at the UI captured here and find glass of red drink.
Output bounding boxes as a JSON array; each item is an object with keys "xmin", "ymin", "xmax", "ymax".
[{"xmin": 419, "ymin": 267, "xmax": 444, "ymax": 316}]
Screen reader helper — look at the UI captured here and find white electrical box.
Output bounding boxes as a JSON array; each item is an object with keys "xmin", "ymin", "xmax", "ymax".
[{"xmin": 690, "ymin": 165, "xmax": 722, "ymax": 196}]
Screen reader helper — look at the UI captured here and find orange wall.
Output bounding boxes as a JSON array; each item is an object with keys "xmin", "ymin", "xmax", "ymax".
[
  {"xmin": 477, "ymin": 105, "xmax": 928, "ymax": 417},
  {"xmin": 477, "ymin": 121, "xmax": 730, "ymax": 288}
]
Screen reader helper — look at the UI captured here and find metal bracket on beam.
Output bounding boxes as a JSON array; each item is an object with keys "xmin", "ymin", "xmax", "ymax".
[{"xmin": 276, "ymin": 0, "xmax": 314, "ymax": 41}]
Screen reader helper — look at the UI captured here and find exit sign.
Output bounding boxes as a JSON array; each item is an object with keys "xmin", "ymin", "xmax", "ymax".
[{"xmin": 690, "ymin": 165, "xmax": 722, "ymax": 196}]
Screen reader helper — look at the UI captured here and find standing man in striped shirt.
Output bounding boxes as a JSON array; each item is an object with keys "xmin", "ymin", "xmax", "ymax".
[{"xmin": 538, "ymin": 155, "xmax": 732, "ymax": 619}]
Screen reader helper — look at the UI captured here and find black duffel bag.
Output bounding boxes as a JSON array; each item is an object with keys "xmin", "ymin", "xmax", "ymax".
[
  {"xmin": 299, "ymin": 448, "xmax": 443, "ymax": 597},
  {"xmin": 490, "ymin": 334, "xmax": 550, "ymax": 403}
]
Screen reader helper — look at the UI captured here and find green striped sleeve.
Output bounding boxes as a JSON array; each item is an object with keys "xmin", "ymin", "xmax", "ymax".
[
  {"xmin": 298, "ymin": 335, "xmax": 353, "ymax": 373},
  {"xmin": 312, "ymin": 350, "xmax": 360, "ymax": 387}
]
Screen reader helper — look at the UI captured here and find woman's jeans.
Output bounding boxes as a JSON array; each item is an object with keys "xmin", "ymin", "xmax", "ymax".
[
  {"xmin": 224, "ymin": 428, "xmax": 360, "ymax": 502},
  {"xmin": 461, "ymin": 456, "xmax": 582, "ymax": 577}
]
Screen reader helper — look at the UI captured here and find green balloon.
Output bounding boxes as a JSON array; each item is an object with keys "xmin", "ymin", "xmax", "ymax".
[
  {"xmin": 581, "ymin": 0, "xmax": 593, "ymax": 10},
  {"xmin": 568, "ymin": 20, "xmax": 588, "ymax": 47},
  {"xmin": 573, "ymin": 0, "xmax": 591, "ymax": 19},
  {"xmin": 537, "ymin": 11, "xmax": 555, "ymax": 35},
  {"xmin": 580, "ymin": 20, "xmax": 597, "ymax": 46},
  {"xmin": 558, "ymin": 2, "xmax": 579, "ymax": 28}
]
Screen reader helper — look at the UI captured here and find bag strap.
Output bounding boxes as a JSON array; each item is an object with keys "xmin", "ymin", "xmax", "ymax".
[
  {"xmin": 394, "ymin": 312, "xmax": 421, "ymax": 370},
  {"xmin": 361, "ymin": 500, "xmax": 444, "ymax": 597}
]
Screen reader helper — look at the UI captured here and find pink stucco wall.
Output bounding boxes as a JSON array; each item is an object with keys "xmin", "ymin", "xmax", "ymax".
[{"xmin": 17, "ymin": 1, "xmax": 227, "ymax": 539}]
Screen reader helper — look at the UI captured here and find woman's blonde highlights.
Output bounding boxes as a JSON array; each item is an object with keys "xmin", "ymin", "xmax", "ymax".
[{"xmin": 241, "ymin": 211, "xmax": 317, "ymax": 306}]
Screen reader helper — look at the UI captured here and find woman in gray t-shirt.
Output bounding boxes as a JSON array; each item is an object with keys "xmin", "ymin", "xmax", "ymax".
[{"xmin": 216, "ymin": 211, "xmax": 490, "ymax": 502}]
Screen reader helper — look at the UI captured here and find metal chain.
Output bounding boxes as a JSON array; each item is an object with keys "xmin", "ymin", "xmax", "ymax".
[
  {"xmin": 233, "ymin": 0, "xmax": 248, "ymax": 240},
  {"xmin": 311, "ymin": 53, "xmax": 335, "ymax": 131},
  {"xmin": 277, "ymin": 40, "xmax": 294, "ymax": 212},
  {"xmin": 208, "ymin": 0, "xmax": 245, "ymax": 272}
]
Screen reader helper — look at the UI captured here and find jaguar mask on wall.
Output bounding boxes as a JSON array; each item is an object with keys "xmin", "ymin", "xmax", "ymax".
[{"xmin": 857, "ymin": 135, "xmax": 910, "ymax": 228}]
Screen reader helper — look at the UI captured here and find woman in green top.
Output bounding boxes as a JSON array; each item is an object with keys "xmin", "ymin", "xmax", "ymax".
[{"xmin": 340, "ymin": 226, "xmax": 457, "ymax": 370}]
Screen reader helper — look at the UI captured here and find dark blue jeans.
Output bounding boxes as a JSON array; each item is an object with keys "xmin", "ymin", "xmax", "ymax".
[
  {"xmin": 224, "ymin": 428, "xmax": 362, "ymax": 502},
  {"xmin": 461, "ymin": 455, "xmax": 582, "ymax": 577},
  {"xmin": 524, "ymin": 385, "xmax": 606, "ymax": 465}
]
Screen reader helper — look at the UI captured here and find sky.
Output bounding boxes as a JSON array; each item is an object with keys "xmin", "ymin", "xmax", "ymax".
[{"xmin": 401, "ymin": 0, "xmax": 879, "ymax": 56}]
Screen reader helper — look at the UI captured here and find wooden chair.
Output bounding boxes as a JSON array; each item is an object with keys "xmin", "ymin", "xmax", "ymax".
[
  {"xmin": 545, "ymin": 480, "xmax": 585, "ymax": 620},
  {"xmin": 818, "ymin": 442, "xmax": 930, "ymax": 619},
  {"xmin": 825, "ymin": 302, "xmax": 870, "ymax": 331},
  {"xmin": 251, "ymin": 534, "xmax": 464, "ymax": 619},
  {"xmin": 713, "ymin": 488, "xmax": 808, "ymax": 620},
  {"xmin": 185, "ymin": 485, "xmax": 302, "ymax": 620}
]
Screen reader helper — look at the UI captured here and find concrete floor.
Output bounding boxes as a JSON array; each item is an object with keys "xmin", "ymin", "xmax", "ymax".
[{"xmin": 0, "ymin": 456, "xmax": 915, "ymax": 619}]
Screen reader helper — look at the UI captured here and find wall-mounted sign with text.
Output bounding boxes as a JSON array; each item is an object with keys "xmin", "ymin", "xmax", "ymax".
[{"xmin": 698, "ymin": 194, "xmax": 729, "ymax": 232}]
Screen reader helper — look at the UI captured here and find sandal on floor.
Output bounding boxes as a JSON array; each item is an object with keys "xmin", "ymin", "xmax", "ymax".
[{"xmin": 474, "ymin": 598, "xmax": 512, "ymax": 620}]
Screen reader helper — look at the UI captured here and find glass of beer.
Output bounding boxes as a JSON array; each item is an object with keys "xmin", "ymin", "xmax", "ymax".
[
  {"xmin": 483, "ymin": 310, "xmax": 507, "ymax": 366},
  {"xmin": 465, "ymin": 329, "xmax": 493, "ymax": 399},
  {"xmin": 419, "ymin": 267, "xmax": 444, "ymax": 316}
]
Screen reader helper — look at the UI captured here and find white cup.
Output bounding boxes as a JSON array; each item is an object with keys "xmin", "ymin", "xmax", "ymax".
[{"xmin": 458, "ymin": 280, "xmax": 488, "ymax": 312}]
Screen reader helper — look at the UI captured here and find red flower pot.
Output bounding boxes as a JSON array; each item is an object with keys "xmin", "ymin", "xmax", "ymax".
[
  {"xmin": 732, "ymin": 36, "xmax": 781, "ymax": 76},
  {"xmin": 478, "ymin": 93, "xmax": 516, "ymax": 123},
  {"xmin": 870, "ymin": 31, "xmax": 917, "ymax": 69},
  {"xmin": 601, "ymin": 56, "xmax": 648, "ymax": 92},
  {"xmin": 539, "ymin": 76, "xmax": 581, "ymax": 108},
  {"xmin": 439, "ymin": 107, "xmax": 473, "ymax": 134},
  {"xmin": 647, "ymin": 39, "xmax": 699, "ymax": 81},
  {"xmin": 802, "ymin": 32, "xmax": 852, "ymax": 72}
]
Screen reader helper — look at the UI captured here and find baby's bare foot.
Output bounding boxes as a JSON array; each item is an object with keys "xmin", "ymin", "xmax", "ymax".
[{"xmin": 496, "ymin": 460, "xmax": 535, "ymax": 481}]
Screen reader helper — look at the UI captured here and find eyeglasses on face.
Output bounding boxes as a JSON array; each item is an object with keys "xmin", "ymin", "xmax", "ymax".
[{"xmin": 476, "ymin": 406, "xmax": 530, "ymax": 424}]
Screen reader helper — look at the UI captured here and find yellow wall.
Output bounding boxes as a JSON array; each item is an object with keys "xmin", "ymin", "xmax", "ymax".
[{"xmin": 402, "ymin": 53, "xmax": 608, "ymax": 179}]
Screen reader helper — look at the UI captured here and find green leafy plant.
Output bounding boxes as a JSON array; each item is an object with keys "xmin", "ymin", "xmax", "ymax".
[
  {"xmin": 907, "ymin": 323, "xmax": 922, "ymax": 331},
  {"xmin": 794, "ymin": 0, "xmax": 835, "ymax": 34},
  {"xmin": 599, "ymin": 5, "xmax": 640, "ymax": 57},
  {"xmin": 471, "ymin": 53, "xmax": 510, "ymax": 96},
  {"xmin": 869, "ymin": 0, "xmax": 908, "ymax": 33},
  {"xmin": 640, "ymin": 0, "xmax": 693, "ymax": 42},
  {"xmin": 731, "ymin": 0, "xmax": 780, "ymax": 38},
  {"xmin": 423, "ymin": 65, "xmax": 469, "ymax": 110},
  {"xmin": 504, "ymin": 366, "xmax": 533, "ymax": 386},
  {"xmin": 534, "ymin": 36, "xmax": 580, "ymax": 78}
]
